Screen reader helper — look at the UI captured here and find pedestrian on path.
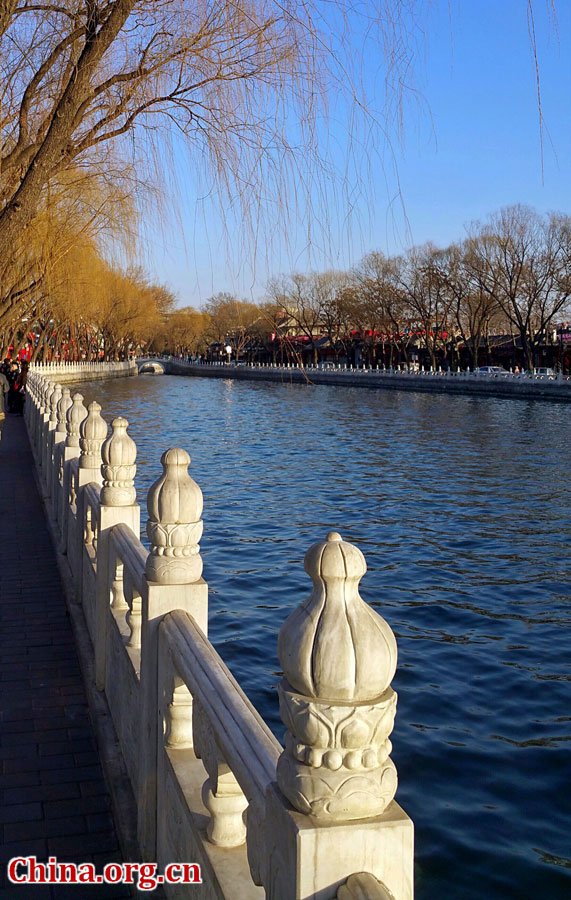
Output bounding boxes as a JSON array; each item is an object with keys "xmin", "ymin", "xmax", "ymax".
[
  {"xmin": 6, "ymin": 359, "xmax": 20, "ymax": 412},
  {"xmin": 0, "ymin": 368, "xmax": 9, "ymax": 439},
  {"xmin": 13, "ymin": 359, "xmax": 28, "ymax": 415}
]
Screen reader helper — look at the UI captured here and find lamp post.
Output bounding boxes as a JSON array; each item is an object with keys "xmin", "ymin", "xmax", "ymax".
[{"xmin": 225, "ymin": 344, "xmax": 232, "ymax": 365}]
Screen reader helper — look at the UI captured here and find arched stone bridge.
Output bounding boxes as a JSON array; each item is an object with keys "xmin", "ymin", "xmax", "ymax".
[{"xmin": 138, "ymin": 360, "xmax": 165, "ymax": 375}]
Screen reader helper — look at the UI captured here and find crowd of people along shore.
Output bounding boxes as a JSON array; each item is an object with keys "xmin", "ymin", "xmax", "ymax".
[{"xmin": 0, "ymin": 358, "xmax": 28, "ymax": 440}]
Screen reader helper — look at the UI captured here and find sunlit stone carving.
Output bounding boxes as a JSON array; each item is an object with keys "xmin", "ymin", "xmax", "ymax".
[
  {"xmin": 66, "ymin": 393, "xmax": 88, "ymax": 448},
  {"xmin": 100, "ymin": 417, "xmax": 136, "ymax": 506},
  {"xmin": 165, "ymin": 683, "xmax": 193, "ymax": 749},
  {"xmin": 56, "ymin": 388, "xmax": 72, "ymax": 437},
  {"xmin": 277, "ymin": 531, "xmax": 398, "ymax": 820},
  {"xmin": 145, "ymin": 448, "xmax": 203, "ymax": 585},
  {"xmin": 194, "ymin": 699, "xmax": 247, "ymax": 847},
  {"xmin": 41, "ymin": 378, "xmax": 52, "ymax": 415},
  {"xmin": 79, "ymin": 401, "xmax": 108, "ymax": 467},
  {"xmin": 336, "ymin": 872, "xmax": 396, "ymax": 900},
  {"xmin": 49, "ymin": 383, "xmax": 62, "ymax": 423}
]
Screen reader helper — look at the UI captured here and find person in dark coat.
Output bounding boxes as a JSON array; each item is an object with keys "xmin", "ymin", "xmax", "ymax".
[
  {"xmin": 6, "ymin": 361, "xmax": 19, "ymax": 413},
  {"xmin": 0, "ymin": 369, "xmax": 9, "ymax": 439},
  {"xmin": 13, "ymin": 361, "xmax": 27, "ymax": 415}
]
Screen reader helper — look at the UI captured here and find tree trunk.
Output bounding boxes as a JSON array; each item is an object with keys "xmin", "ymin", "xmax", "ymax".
[
  {"xmin": 0, "ymin": 1, "xmax": 18, "ymax": 40},
  {"xmin": 0, "ymin": 1, "xmax": 136, "ymax": 255}
]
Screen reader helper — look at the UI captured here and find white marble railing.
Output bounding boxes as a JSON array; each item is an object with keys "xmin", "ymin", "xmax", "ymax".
[
  {"xmin": 25, "ymin": 365, "xmax": 414, "ymax": 900},
  {"xmin": 30, "ymin": 359, "xmax": 137, "ymax": 382},
  {"xmin": 158, "ymin": 356, "xmax": 570, "ymax": 384}
]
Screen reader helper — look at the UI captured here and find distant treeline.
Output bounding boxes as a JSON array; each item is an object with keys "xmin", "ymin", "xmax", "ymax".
[
  {"xmin": 158, "ymin": 205, "xmax": 571, "ymax": 372},
  {"xmin": 4, "ymin": 205, "xmax": 571, "ymax": 372}
]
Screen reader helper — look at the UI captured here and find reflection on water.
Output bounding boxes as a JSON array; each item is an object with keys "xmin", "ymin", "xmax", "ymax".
[{"xmin": 79, "ymin": 375, "xmax": 571, "ymax": 900}]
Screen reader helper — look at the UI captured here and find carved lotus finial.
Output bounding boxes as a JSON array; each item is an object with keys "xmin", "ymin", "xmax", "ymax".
[
  {"xmin": 278, "ymin": 532, "xmax": 397, "ymax": 702},
  {"xmin": 49, "ymin": 384, "xmax": 62, "ymax": 422},
  {"xmin": 65, "ymin": 393, "xmax": 88, "ymax": 447},
  {"xmin": 41, "ymin": 379, "xmax": 52, "ymax": 410},
  {"xmin": 276, "ymin": 534, "xmax": 400, "ymax": 820},
  {"xmin": 100, "ymin": 417, "xmax": 137, "ymax": 506},
  {"xmin": 79, "ymin": 401, "xmax": 108, "ymax": 468},
  {"xmin": 56, "ymin": 388, "xmax": 72, "ymax": 435},
  {"xmin": 145, "ymin": 448, "xmax": 203, "ymax": 585},
  {"xmin": 102, "ymin": 417, "xmax": 136, "ymax": 467},
  {"xmin": 147, "ymin": 448, "xmax": 203, "ymax": 523}
]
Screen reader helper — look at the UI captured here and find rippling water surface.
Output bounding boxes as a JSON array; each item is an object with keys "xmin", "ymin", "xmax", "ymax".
[{"xmin": 79, "ymin": 374, "xmax": 570, "ymax": 899}]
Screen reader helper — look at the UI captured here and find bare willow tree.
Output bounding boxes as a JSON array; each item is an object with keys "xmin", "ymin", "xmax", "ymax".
[
  {"xmin": 0, "ymin": 0, "xmax": 424, "ymax": 319},
  {"xmin": 267, "ymin": 273, "xmax": 326, "ymax": 364},
  {"xmin": 306, "ymin": 271, "xmax": 350, "ymax": 362},
  {"xmin": 395, "ymin": 244, "xmax": 454, "ymax": 369},
  {"xmin": 444, "ymin": 240, "xmax": 503, "ymax": 369},
  {"xmin": 154, "ymin": 306, "xmax": 210, "ymax": 357},
  {"xmin": 350, "ymin": 251, "xmax": 413, "ymax": 365},
  {"xmin": 0, "ymin": 162, "xmax": 136, "ymax": 337},
  {"xmin": 204, "ymin": 292, "xmax": 260, "ymax": 361},
  {"xmin": 467, "ymin": 206, "xmax": 571, "ymax": 369}
]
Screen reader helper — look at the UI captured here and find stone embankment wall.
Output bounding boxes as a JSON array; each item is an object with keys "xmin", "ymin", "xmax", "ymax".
[
  {"xmin": 154, "ymin": 359, "xmax": 571, "ymax": 402},
  {"xmin": 32, "ymin": 360, "xmax": 137, "ymax": 383},
  {"xmin": 25, "ymin": 362, "xmax": 414, "ymax": 900}
]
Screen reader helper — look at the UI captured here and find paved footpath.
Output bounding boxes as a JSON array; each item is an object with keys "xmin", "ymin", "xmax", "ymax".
[{"xmin": 0, "ymin": 414, "xmax": 131, "ymax": 898}]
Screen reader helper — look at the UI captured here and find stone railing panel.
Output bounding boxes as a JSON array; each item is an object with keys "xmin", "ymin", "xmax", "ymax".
[
  {"xmin": 95, "ymin": 416, "xmax": 140, "ymax": 691},
  {"xmin": 137, "ymin": 448, "xmax": 208, "ymax": 859},
  {"xmin": 24, "ymin": 364, "xmax": 415, "ymax": 900},
  {"xmin": 104, "ymin": 525, "xmax": 144, "ymax": 794},
  {"xmin": 157, "ymin": 610, "xmax": 278, "ymax": 896},
  {"xmin": 81, "ymin": 482, "xmax": 101, "ymax": 644}
]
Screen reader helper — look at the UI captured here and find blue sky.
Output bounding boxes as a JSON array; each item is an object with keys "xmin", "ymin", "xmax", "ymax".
[{"xmin": 139, "ymin": 0, "xmax": 571, "ymax": 308}]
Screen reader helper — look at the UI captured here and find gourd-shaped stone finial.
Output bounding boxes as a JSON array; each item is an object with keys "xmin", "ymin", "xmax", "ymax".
[
  {"xmin": 49, "ymin": 384, "xmax": 62, "ymax": 423},
  {"xmin": 79, "ymin": 402, "xmax": 108, "ymax": 469},
  {"xmin": 100, "ymin": 417, "xmax": 136, "ymax": 506},
  {"xmin": 279, "ymin": 532, "xmax": 397, "ymax": 701},
  {"xmin": 276, "ymin": 532, "xmax": 399, "ymax": 821},
  {"xmin": 145, "ymin": 448, "xmax": 203, "ymax": 585},
  {"xmin": 56, "ymin": 388, "xmax": 72, "ymax": 437},
  {"xmin": 65, "ymin": 393, "xmax": 88, "ymax": 448},
  {"xmin": 41, "ymin": 379, "xmax": 52, "ymax": 412}
]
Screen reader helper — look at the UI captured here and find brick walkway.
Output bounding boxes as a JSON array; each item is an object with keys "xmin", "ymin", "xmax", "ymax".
[{"xmin": 0, "ymin": 414, "xmax": 131, "ymax": 898}]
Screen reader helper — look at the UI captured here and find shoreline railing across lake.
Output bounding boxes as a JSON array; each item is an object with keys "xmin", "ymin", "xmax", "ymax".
[
  {"xmin": 158, "ymin": 355, "xmax": 571, "ymax": 379},
  {"xmin": 24, "ymin": 362, "xmax": 414, "ymax": 900},
  {"xmin": 142, "ymin": 356, "xmax": 571, "ymax": 401}
]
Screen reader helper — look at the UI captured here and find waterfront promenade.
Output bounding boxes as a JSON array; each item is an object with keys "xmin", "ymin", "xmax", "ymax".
[
  {"xmin": 0, "ymin": 415, "xmax": 130, "ymax": 899},
  {"xmin": 17, "ymin": 363, "xmax": 414, "ymax": 900},
  {"xmin": 7, "ymin": 362, "xmax": 569, "ymax": 898}
]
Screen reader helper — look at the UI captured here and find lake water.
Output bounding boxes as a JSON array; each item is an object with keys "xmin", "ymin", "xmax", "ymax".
[{"xmin": 79, "ymin": 373, "xmax": 570, "ymax": 900}]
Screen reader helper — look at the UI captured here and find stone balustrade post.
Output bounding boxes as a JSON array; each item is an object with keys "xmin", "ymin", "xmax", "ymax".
[
  {"xmin": 25, "ymin": 374, "xmax": 35, "ymax": 432},
  {"xmin": 52, "ymin": 388, "xmax": 73, "ymax": 525},
  {"xmin": 36, "ymin": 378, "xmax": 48, "ymax": 463},
  {"xmin": 256, "ymin": 532, "xmax": 413, "ymax": 900},
  {"xmin": 25, "ymin": 372, "xmax": 33, "ymax": 434},
  {"xmin": 56, "ymin": 387, "xmax": 73, "ymax": 439},
  {"xmin": 67, "ymin": 393, "xmax": 88, "ymax": 454},
  {"xmin": 33, "ymin": 375, "xmax": 42, "ymax": 437},
  {"xmin": 31, "ymin": 375, "xmax": 42, "ymax": 449},
  {"xmin": 36, "ymin": 375, "xmax": 46, "ymax": 452},
  {"xmin": 42, "ymin": 383, "xmax": 61, "ymax": 496},
  {"xmin": 61, "ymin": 394, "xmax": 88, "ymax": 556},
  {"xmin": 138, "ymin": 448, "xmax": 208, "ymax": 860},
  {"xmin": 78, "ymin": 402, "xmax": 108, "ymax": 487},
  {"xmin": 94, "ymin": 418, "xmax": 140, "ymax": 692}
]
